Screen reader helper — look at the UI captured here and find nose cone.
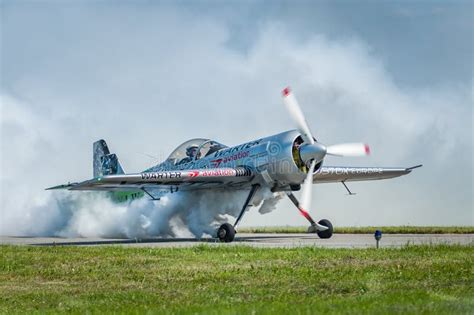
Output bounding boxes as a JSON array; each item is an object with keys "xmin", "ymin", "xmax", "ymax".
[{"xmin": 299, "ymin": 143, "xmax": 327, "ymax": 165}]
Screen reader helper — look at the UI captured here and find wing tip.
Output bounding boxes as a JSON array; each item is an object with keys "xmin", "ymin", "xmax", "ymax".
[
  {"xmin": 45, "ymin": 183, "xmax": 77, "ymax": 190},
  {"xmin": 406, "ymin": 164, "xmax": 423, "ymax": 171}
]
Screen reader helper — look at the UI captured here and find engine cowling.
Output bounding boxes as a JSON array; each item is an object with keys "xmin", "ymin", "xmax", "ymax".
[{"xmin": 258, "ymin": 131, "xmax": 323, "ymax": 187}]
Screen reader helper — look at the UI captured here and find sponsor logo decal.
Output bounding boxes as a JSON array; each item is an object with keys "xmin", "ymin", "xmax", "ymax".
[
  {"xmin": 211, "ymin": 151, "xmax": 250, "ymax": 166},
  {"xmin": 189, "ymin": 171, "xmax": 199, "ymax": 178},
  {"xmin": 141, "ymin": 167, "xmax": 251, "ymax": 180},
  {"xmin": 200, "ymin": 169, "xmax": 236, "ymax": 177},
  {"xmin": 141, "ymin": 172, "xmax": 182, "ymax": 180},
  {"xmin": 210, "ymin": 159, "xmax": 223, "ymax": 167},
  {"xmin": 317, "ymin": 167, "xmax": 383, "ymax": 175},
  {"xmin": 213, "ymin": 139, "xmax": 262, "ymax": 158}
]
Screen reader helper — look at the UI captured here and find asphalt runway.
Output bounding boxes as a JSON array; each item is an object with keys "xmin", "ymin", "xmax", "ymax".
[{"xmin": 1, "ymin": 233, "xmax": 472, "ymax": 248}]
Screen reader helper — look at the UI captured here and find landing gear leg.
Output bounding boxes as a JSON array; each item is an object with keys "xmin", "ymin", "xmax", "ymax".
[
  {"xmin": 286, "ymin": 192, "xmax": 334, "ymax": 239},
  {"xmin": 217, "ymin": 184, "xmax": 260, "ymax": 243}
]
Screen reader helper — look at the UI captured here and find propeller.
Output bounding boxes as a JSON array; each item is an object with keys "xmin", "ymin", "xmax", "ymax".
[
  {"xmin": 290, "ymin": 159, "xmax": 328, "ymax": 231},
  {"xmin": 282, "ymin": 87, "xmax": 315, "ymax": 145},
  {"xmin": 282, "ymin": 86, "xmax": 370, "ymax": 165},
  {"xmin": 300, "ymin": 160, "xmax": 317, "ymax": 211},
  {"xmin": 281, "ymin": 86, "xmax": 370, "ymax": 228}
]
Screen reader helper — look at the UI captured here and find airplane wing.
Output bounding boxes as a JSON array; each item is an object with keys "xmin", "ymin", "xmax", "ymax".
[
  {"xmin": 313, "ymin": 165, "xmax": 422, "ymax": 183},
  {"xmin": 46, "ymin": 165, "xmax": 421, "ymax": 194},
  {"xmin": 46, "ymin": 167, "xmax": 254, "ymax": 193}
]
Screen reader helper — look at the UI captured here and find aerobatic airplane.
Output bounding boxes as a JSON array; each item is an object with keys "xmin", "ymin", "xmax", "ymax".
[{"xmin": 48, "ymin": 87, "xmax": 421, "ymax": 242}]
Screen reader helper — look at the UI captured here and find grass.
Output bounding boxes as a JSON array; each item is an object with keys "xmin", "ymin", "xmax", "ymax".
[
  {"xmin": 238, "ymin": 226, "xmax": 474, "ymax": 234},
  {"xmin": 0, "ymin": 244, "xmax": 473, "ymax": 314}
]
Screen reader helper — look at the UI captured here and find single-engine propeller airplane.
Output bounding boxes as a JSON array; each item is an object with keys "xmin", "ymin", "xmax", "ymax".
[{"xmin": 47, "ymin": 87, "xmax": 421, "ymax": 242}]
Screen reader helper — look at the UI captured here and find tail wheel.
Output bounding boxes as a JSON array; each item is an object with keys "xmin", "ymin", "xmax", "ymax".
[
  {"xmin": 217, "ymin": 223, "xmax": 236, "ymax": 243},
  {"xmin": 316, "ymin": 219, "xmax": 333, "ymax": 239}
]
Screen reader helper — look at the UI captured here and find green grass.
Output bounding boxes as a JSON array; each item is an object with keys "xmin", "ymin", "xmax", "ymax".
[
  {"xmin": 1, "ymin": 245, "xmax": 473, "ymax": 314},
  {"xmin": 238, "ymin": 226, "xmax": 474, "ymax": 234}
]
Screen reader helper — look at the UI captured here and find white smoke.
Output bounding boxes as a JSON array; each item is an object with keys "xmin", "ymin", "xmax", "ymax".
[
  {"xmin": 259, "ymin": 191, "xmax": 285, "ymax": 215},
  {"xmin": 0, "ymin": 188, "xmax": 279, "ymax": 238},
  {"xmin": 48, "ymin": 191, "xmax": 243, "ymax": 238}
]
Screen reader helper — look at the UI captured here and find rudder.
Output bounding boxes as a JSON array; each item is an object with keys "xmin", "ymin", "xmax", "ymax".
[{"xmin": 93, "ymin": 139, "xmax": 125, "ymax": 177}]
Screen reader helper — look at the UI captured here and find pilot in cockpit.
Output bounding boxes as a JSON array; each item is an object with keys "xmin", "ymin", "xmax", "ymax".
[{"xmin": 179, "ymin": 145, "xmax": 200, "ymax": 164}]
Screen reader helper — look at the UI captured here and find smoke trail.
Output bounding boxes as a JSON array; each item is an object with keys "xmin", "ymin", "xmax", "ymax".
[
  {"xmin": 0, "ymin": 188, "xmax": 279, "ymax": 238},
  {"xmin": 259, "ymin": 191, "xmax": 285, "ymax": 215}
]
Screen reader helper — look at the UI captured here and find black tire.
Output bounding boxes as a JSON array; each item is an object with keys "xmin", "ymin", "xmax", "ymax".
[
  {"xmin": 217, "ymin": 223, "xmax": 236, "ymax": 243},
  {"xmin": 316, "ymin": 219, "xmax": 333, "ymax": 239}
]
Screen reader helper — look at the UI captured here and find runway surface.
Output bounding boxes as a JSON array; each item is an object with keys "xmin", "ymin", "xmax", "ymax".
[{"xmin": 1, "ymin": 233, "xmax": 473, "ymax": 248}]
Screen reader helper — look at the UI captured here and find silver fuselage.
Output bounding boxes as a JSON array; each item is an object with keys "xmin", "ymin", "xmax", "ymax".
[{"xmin": 149, "ymin": 130, "xmax": 311, "ymax": 189}]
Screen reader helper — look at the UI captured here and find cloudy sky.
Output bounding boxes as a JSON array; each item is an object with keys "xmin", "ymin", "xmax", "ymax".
[{"xmin": 1, "ymin": 0, "xmax": 472, "ymax": 235}]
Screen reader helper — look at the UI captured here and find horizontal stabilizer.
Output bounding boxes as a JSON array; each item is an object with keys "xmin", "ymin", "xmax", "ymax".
[{"xmin": 45, "ymin": 182, "xmax": 79, "ymax": 190}]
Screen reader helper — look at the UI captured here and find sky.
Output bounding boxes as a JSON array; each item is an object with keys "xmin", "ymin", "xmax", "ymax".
[{"xmin": 0, "ymin": 0, "xmax": 472, "ymax": 235}]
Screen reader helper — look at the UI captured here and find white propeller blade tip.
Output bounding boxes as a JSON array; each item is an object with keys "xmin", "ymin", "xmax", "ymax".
[{"xmin": 326, "ymin": 143, "xmax": 371, "ymax": 157}]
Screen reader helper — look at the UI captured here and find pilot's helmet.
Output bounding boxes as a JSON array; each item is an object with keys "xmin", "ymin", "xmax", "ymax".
[{"xmin": 186, "ymin": 145, "xmax": 199, "ymax": 157}]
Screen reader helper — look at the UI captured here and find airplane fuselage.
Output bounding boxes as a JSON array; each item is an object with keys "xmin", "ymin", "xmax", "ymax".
[{"xmin": 149, "ymin": 129, "xmax": 311, "ymax": 188}]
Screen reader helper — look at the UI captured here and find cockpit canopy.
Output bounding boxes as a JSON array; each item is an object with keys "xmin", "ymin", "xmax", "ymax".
[{"xmin": 166, "ymin": 138, "xmax": 228, "ymax": 165}]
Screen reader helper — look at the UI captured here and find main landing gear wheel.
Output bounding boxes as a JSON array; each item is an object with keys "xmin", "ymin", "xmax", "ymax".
[
  {"xmin": 217, "ymin": 223, "xmax": 236, "ymax": 243},
  {"xmin": 316, "ymin": 219, "xmax": 333, "ymax": 239}
]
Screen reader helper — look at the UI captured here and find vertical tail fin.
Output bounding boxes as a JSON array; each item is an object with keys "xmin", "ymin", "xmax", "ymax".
[{"xmin": 93, "ymin": 139, "xmax": 125, "ymax": 177}]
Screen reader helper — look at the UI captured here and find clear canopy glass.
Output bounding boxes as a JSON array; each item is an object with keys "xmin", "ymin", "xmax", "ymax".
[{"xmin": 166, "ymin": 138, "xmax": 228, "ymax": 165}]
